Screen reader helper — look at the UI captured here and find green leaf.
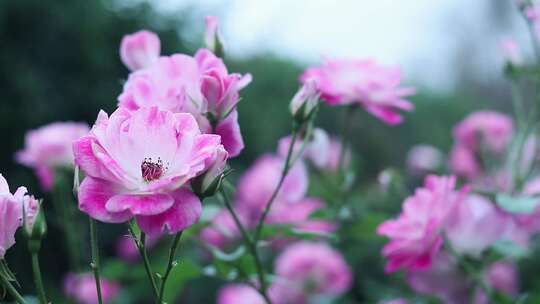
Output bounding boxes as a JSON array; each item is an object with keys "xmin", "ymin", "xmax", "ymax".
[
  {"xmin": 491, "ymin": 239, "xmax": 529, "ymax": 259},
  {"xmin": 209, "ymin": 245, "xmax": 247, "ymax": 262},
  {"xmin": 496, "ymin": 194, "xmax": 540, "ymax": 214}
]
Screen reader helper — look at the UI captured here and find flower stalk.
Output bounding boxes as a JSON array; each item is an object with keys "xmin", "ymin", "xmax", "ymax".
[
  {"xmin": 157, "ymin": 231, "xmax": 183, "ymax": 304},
  {"xmin": 219, "ymin": 187, "xmax": 272, "ymax": 304},
  {"xmin": 128, "ymin": 222, "xmax": 159, "ymax": 299},
  {"xmin": 89, "ymin": 218, "xmax": 103, "ymax": 304}
]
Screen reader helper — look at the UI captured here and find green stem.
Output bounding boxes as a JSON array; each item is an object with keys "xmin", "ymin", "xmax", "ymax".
[
  {"xmin": 30, "ymin": 251, "xmax": 47, "ymax": 304},
  {"xmin": 254, "ymin": 125, "xmax": 299, "ymax": 242},
  {"xmin": 128, "ymin": 225, "xmax": 159, "ymax": 299},
  {"xmin": 0, "ymin": 272, "xmax": 26, "ymax": 304},
  {"xmin": 219, "ymin": 187, "xmax": 252, "ymax": 245},
  {"xmin": 157, "ymin": 232, "xmax": 183, "ymax": 304},
  {"xmin": 89, "ymin": 218, "xmax": 103, "ymax": 304},
  {"xmin": 219, "ymin": 188, "xmax": 272, "ymax": 304}
]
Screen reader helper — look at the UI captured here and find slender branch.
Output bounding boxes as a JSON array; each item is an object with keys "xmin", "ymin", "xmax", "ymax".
[
  {"xmin": 219, "ymin": 187, "xmax": 252, "ymax": 245},
  {"xmin": 254, "ymin": 125, "xmax": 299, "ymax": 242},
  {"xmin": 30, "ymin": 252, "xmax": 47, "ymax": 304},
  {"xmin": 128, "ymin": 225, "xmax": 159, "ymax": 299},
  {"xmin": 0, "ymin": 271, "xmax": 26, "ymax": 304},
  {"xmin": 88, "ymin": 218, "xmax": 103, "ymax": 304},
  {"xmin": 218, "ymin": 187, "xmax": 272, "ymax": 304},
  {"xmin": 157, "ymin": 232, "xmax": 183, "ymax": 304}
]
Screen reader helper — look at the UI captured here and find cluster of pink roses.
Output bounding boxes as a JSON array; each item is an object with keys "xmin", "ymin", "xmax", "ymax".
[
  {"xmin": 71, "ymin": 25, "xmax": 252, "ymax": 237},
  {"xmin": 380, "ymin": 105, "xmax": 540, "ymax": 302},
  {"xmin": 2, "ymin": 12, "xmax": 426, "ymax": 303}
]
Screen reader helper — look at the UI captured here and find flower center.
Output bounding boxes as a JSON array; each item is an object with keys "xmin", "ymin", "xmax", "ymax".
[{"xmin": 141, "ymin": 157, "xmax": 165, "ymax": 182}]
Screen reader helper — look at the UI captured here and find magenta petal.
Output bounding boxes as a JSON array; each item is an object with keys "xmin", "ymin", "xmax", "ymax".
[
  {"xmin": 78, "ymin": 177, "xmax": 133, "ymax": 223},
  {"xmin": 215, "ymin": 110, "xmax": 244, "ymax": 157},
  {"xmin": 136, "ymin": 188, "xmax": 202, "ymax": 236},
  {"xmin": 106, "ymin": 193, "xmax": 174, "ymax": 216}
]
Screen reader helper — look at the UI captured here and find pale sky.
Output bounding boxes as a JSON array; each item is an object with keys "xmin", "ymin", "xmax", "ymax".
[{"xmin": 121, "ymin": 0, "xmax": 535, "ymax": 92}]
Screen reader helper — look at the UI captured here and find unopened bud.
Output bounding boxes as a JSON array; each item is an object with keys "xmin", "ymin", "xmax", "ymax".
[
  {"xmin": 23, "ymin": 198, "xmax": 47, "ymax": 244},
  {"xmin": 192, "ymin": 146, "xmax": 229, "ymax": 198},
  {"xmin": 290, "ymin": 80, "xmax": 319, "ymax": 123},
  {"xmin": 204, "ymin": 16, "xmax": 225, "ymax": 58}
]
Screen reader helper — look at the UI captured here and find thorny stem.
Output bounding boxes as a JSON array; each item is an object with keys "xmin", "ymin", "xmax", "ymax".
[
  {"xmin": 254, "ymin": 125, "xmax": 299, "ymax": 242},
  {"xmin": 219, "ymin": 187, "xmax": 272, "ymax": 304},
  {"xmin": 128, "ymin": 223, "xmax": 159, "ymax": 299},
  {"xmin": 157, "ymin": 232, "xmax": 183, "ymax": 304},
  {"xmin": 89, "ymin": 218, "xmax": 103, "ymax": 304}
]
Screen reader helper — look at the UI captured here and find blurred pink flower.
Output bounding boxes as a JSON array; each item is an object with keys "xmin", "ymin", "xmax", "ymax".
[
  {"xmin": 217, "ymin": 284, "xmax": 267, "ymax": 304},
  {"xmin": 16, "ymin": 122, "xmax": 89, "ymax": 191},
  {"xmin": 300, "ymin": 58, "xmax": 415, "ymax": 125},
  {"xmin": 0, "ymin": 174, "xmax": 26, "ymax": 259},
  {"xmin": 115, "ymin": 234, "xmax": 160, "ymax": 262},
  {"xmin": 475, "ymin": 261, "xmax": 519, "ymax": 304},
  {"xmin": 277, "ymin": 130, "xmax": 349, "ymax": 172},
  {"xmin": 235, "ymin": 154, "xmax": 308, "ymax": 220},
  {"xmin": 406, "ymin": 144, "xmax": 443, "ymax": 175},
  {"xmin": 380, "ymin": 300, "xmax": 408, "ymax": 304},
  {"xmin": 73, "ymin": 107, "xmax": 222, "ymax": 236},
  {"xmin": 445, "ymin": 194, "xmax": 509, "ymax": 257},
  {"xmin": 120, "ymin": 30, "xmax": 160, "ymax": 71},
  {"xmin": 64, "ymin": 272, "xmax": 120, "ymax": 304},
  {"xmin": 273, "ymin": 242, "xmax": 352, "ymax": 303},
  {"xmin": 453, "ymin": 111, "xmax": 513, "ymax": 154},
  {"xmin": 199, "ymin": 208, "xmax": 246, "ymax": 250},
  {"xmin": 500, "ymin": 39, "xmax": 522, "ymax": 66},
  {"xmin": 118, "ymin": 45, "xmax": 250, "ymax": 157},
  {"xmin": 277, "ymin": 128, "xmax": 330, "ymax": 167},
  {"xmin": 528, "ymin": 7, "xmax": 540, "ymax": 39},
  {"xmin": 448, "ymin": 144, "xmax": 481, "ymax": 180},
  {"xmin": 377, "ymin": 175, "xmax": 467, "ymax": 273},
  {"xmin": 406, "ymin": 253, "xmax": 470, "ymax": 304},
  {"xmin": 486, "ymin": 261, "xmax": 519, "ymax": 296}
]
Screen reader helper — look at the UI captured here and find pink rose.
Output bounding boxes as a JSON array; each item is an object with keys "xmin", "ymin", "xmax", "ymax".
[
  {"xmin": 273, "ymin": 242, "xmax": 352, "ymax": 303},
  {"xmin": 73, "ymin": 107, "xmax": 222, "ymax": 236},
  {"xmin": 377, "ymin": 175, "xmax": 467, "ymax": 273},
  {"xmin": 16, "ymin": 122, "xmax": 89, "ymax": 191},
  {"xmin": 453, "ymin": 111, "xmax": 513, "ymax": 154},
  {"xmin": 301, "ymin": 58, "xmax": 415, "ymax": 125}
]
